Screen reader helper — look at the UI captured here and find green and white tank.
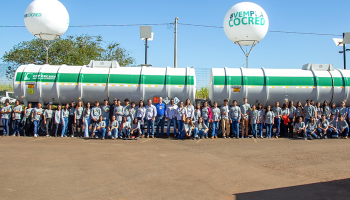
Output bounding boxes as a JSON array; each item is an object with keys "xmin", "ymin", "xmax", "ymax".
[
  {"xmin": 13, "ymin": 61, "xmax": 196, "ymax": 105},
  {"xmin": 209, "ymin": 64, "xmax": 350, "ymax": 106}
]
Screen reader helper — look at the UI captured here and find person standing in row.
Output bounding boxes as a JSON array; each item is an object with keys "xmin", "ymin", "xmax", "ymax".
[
  {"xmin": 230, "ymin": 100, "xmax": 241, "ymax": 139},
  {"xmin": 175, "ymin": 101, "xmax": 185, "ymax": 138},
  {"xmin": 82, "ymin": 102, "xmax": 91, "ymax": 138},
  {"xmin": 241, "ymin": 98, "xmax": 250, "ymax": 138},
  {"xmin": 43, "ymin": 104, "xmax": 53, "ymax": 137},
  {"xmin": 315, "ymin": 102, "xmax": 323, "ymax": 120},
  {"xmin": 1, "ymin": 100, "xmax": 12, "ymax": 136},
  {"xmin": 23, "ymin": 103, "xmax": 33, "ymax": 137},
  {"xmin": 281, "ymin": 103, "xmax": 290, "ymax": 138},
  {"xmin": 184, "ymin": 99, "xmax": 194, "ymax": 120},
  {"xmin": 295, "ymin": 101, "xmax": 304, "ymax": 121},
  {"xmin": 68, "ymin": 102, "xmax": 76, "ymax": 137},
  {"xmin": 166, "ymin": 99, "xmax": 177, "ymax": 138},
  {"xmin": 145, "ymin": 99, "xmax": 157, "ymax": 138},
  {"xmin": 32, "ymin": 102, "xmax": 43, "ymax": 138},
  {"xmin": 330, "ymin": 102, "xmax": 338, "ymax": 121},
  {"xmin": 123, "ymin": 98, "xmax": 131, "ymax": 124},
  {"xmin": 53, "ymin": 105, "xmax": 62, "ymax": 137},
  {"xmin": 273, "ymin": 102, "xmax": 282, "ymax": 138},
  {"xmin": 220, "ymin": 99, "xmax": 230, "ymax": 138},
  {"xmin": 211, "ymin": 102, "xmax": 220, "ymax": 139},
  {"xmin": 75, "ymin": 101, "xmax": 84, "ymax": 137},
  {"xmin": 288, "ymin": 101, "xmax": 296, "ymax": 138},
  {"xmin": 91, "ymin": 101, "xmax": 102, "ymax": 137},
  {"xmin": 264, "ymin": 106, "xmax": 275, "ymax": 138},
  {"xmin": 323, "ymin": 101, "xmax": 331, "ymax": 119},
  {"xmin": 109, "ymin": 98, "xmax": 118, "ymax": 123},
  {"xmin": 12, "ymin": 100, "xmax": 22, "ymax": 137},
  {"xmin": 249, "ymin": 105, "xmax": 259, "ymax": 138},
  {"xmin": 61, "ymin": 103, "xmax": 69, "ymax": 137},
  {"xmin": 129, "ymin": 101, "xmax": 137, "ymax": 122},
  {"xmin": 136, "ymin": 100, "xmax": 146, "ymax": 137},
  {"xmin": 304, "ymin": 100, "xmax": 316, "ymax": 125},
  {"xmin": 201, "ymin": 101, "xmax": 212, "ymax": 132},
  {"xmin": 257, "ymin": 103, "xmax": 264, "ymax": 138},
  {"xmin": 114, "ymin": 99, "xmax": 124, "ymax": 125},
  {"xmin": 339, "ymin": 101, "xmax": 348, "ymax": 120},
  {"xmin": 155, "ymin": 97, "xmax": 166, "ymax": 138},
  {"xmin": 193, "ymin": 103, "xmax": 201, "ymax": 123},
  {"xmin": 101, "ymin": 99, "xmax": 110, "ymax": 128}
]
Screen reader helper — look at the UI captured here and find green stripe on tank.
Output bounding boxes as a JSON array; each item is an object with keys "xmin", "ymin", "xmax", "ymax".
[
  {"xmin": 213, "ymin": 76, "xmax": 347, "ymax": 87},
  {"xmin": 16, "ymin": 72, "xmax": 195, "ymax": 85}
]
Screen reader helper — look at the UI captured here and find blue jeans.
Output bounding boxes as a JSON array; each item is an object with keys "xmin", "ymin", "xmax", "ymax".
[
  {"xmin": 2, "ymin": 118, "xmax": 9, "ymax": 136},
  {"xmin": 61, "ymin": 118, "xmax": 68, "ymax": 137},
  {"xmin": 177, "ymin": 120, "xmax": 183, "ymax": 136},
  {"xmin": 13, "ymin": 119, "xmax": 21, "ymax": 135},
  {"xmin": 305, "ymin": 118, "xmax": 310, "ymax": 126},
  {"xmin": 167, "ymin": 118, "xmax": 177, "ymax": 136},
  {"xmin": 104, "ymin": 119, "xmax": 109, "ymax": 128},
  {"xmin": 194, "ymin": 128, "xmax": 205, "ymax": 138},
  {"xmin": 110, "ymin": 128, "xmax": 119, "ymax": 138},
  {"xmin": 179, "ymin": 130, "xmax": 186, "ymax": 139},
  {"xmin": 316, "ymin": 128, "xmax": 327, "ymax": 137},
  {"xmin": 327, "ymin": 128, "xmax": 338, "ymax": 138},
  {"xmin": 137, "ymin": 117, "xmax": 145, "ymax": 135},
  {"xmin": 251, "ymin": 124, "xmax": 257, "ymax": 137},
  {"xmin": 122, "ymin": 128, "xmax": 131, "ymax": 138},
  {"xmin": 95, "ymin": 127, "xmax": 106, "ymax": 139},
  {"xmin": 338, "ymin": 127, "xmax": 349, "ymax": 137},
  {"xmin": 266, "ymin": 123, "xmax": 273, "ymax": 138},
  {"xmin": 258, "ymin": 123, "xmax": 263, "ymax": 137},
  {"xmin": 306, "ymin": 129, "xmax": 317, "ymax": 139},
  {"xmin": 156, "ymin": 116, "xmax": 165, "ymax": 137},
  {"xmin": 231, "ymin": 118, "xmax": 239, "ymax": 138},
  {"xmin": 84, "ymin": 117, "xmax": 91, "ymax": 138},
  {"xmin": 274, "ymin": 118, "xmax": 281, "ymax": 137},
  {"xmin": 33, "ymin": 120, "xmax": 41, "ymax": 136},
  {"xmin": 212, "ymin": 121, "xmax": 219, "ymax": 137},
  {"xmin": 146, "ymin": 119, "xmax": 155, "ymax": 136}
]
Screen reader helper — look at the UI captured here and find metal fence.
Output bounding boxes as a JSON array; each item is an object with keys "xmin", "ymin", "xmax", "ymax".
[{"xmin": 195, "ymin": 68, "xmax": 210, "ymax": 89}]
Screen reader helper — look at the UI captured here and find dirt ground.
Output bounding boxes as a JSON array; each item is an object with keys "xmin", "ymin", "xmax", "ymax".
[{"xmin": 1, "ymin": 136, "xmax": 350, "ymax": 200}]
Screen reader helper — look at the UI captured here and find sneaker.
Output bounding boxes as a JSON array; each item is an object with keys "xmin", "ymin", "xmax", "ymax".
[
  {"xmin": 308, "ymin": 135, "xmax": 313, "ymax": 140},
  {"xmin": 193, "ymin": 138, "xmax": 196, "ymax": 140},
  {"xmin": 71, "ymin": 135, "xmax": 74, "ymax": 138},
  {"xmin": 146, "ymin": 136, "xmax": 149, "ymax": 138},
  {"xmin": 215, "ymin": 136, "xmax": 218, "ymax": 139},
  {"xmin": 223, "ymin": 136, "xmax": 226, "ymax": 139},
  {"xmin": 304, "ymin": 138, "xmax": 307, "ymax": 140},
  {"xmin": 34, "ymin": 135, "xmax": 37, "ymax": 138},
  {"xmin": 236, "ymin": 136, "xmax": 239, "ymax": 139},
  {"xmin": 345, "ymin": 137, "xmax": 348, "ymax": 139},
  {"xmin": 64, "ymin": 135, "xmax": 67, "ymax": 137},
  {"xmin": 276, "ymin": 136, "xmax": 278, "ymax": 139},
  {"xmin": 211, "ymin": 137, "xmax": 214, "ymax": 139},
  {"xmin": 151, "ymin": 136, "xmax": 154, "ymax": 138},
  {"xmin": 324, "ymin": 136, "xmax": 328, "ymax": 139},
  {"xmin": 61, "ymin": 136, "xmax": 63, "ymax": 138},
  {"xmin": 101, "ymin": 138, "xmax": 105, "ymax": 140}
]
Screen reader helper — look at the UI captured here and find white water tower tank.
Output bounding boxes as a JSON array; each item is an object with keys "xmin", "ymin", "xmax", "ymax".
[{"xmin": 24, "ymin": 0, "xmax": 70, "ymax": 40}]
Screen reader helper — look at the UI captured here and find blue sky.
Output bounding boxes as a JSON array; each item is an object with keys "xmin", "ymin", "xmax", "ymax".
[{"xmin": 0, "ymin": 0, "xmax": 349, "ymax": 69}]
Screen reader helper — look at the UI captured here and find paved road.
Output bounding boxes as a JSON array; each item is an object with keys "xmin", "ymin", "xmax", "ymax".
[{"xmin": 1, "ymin": 136, "xmax": 350, "ymax": 200}]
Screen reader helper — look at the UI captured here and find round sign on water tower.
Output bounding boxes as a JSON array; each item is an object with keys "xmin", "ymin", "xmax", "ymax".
[
  {"xmin": 223, "ymin": 2, "xmax": 269, "ymax": 46},
  {"xmin": 24, "ymin": 0, "xmax": 70, "ymax": 41}
]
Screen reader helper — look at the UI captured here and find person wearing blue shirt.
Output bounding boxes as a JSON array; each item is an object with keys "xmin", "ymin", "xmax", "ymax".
[{"xmin": 155, "ymin": 97, "xmax": 166, "ymax": 138}]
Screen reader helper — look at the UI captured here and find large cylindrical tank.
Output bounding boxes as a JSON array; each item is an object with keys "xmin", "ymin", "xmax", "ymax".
[
  {"xmin": 13, "ymin": 62, "xmax": 196, "ymax": 105},
  {"xmin": 209, "ymin": 64, "xmax": 350, "ymax": 106}
]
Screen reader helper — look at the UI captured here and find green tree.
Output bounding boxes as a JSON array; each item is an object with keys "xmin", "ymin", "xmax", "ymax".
[
  {"xmin": 2, "ymin": 34, "xmax": 135, "ymax": 80},
  {"xmin": 196, "ymin": 87, "xmax": 209, "ymax": 99}
]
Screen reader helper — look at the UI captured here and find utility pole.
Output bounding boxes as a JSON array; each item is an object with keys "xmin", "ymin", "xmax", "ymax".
[
  {"xmin": 145, "ymin": 38, "xmax": 148, "ymax": 65},
  {"xmin": 344, "ymin": 33, "xmax": 347, "ymax": 70},
  {"xmin": 174, "ymin": 17, "xmax": 178, "ymax": 68}
]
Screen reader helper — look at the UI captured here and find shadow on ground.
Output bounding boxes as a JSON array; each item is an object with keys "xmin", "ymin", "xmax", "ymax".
[{"xmin": 234, "ymin": 178, "xmax": 350, "ymax": 200}]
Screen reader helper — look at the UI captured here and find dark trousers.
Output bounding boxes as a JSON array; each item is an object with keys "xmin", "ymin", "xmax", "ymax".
[
  {"xmin": 281, "ymin": 120, "xmax": 288, "ymax": 137},
  {"xmin": 68, "ymin": 116, "xmax": 75, "ymax": 136},
  {"xmin": 24, "ymin": 118, "xmax": 32, "ymax": 136},
  {"xmin": 53, "ymin": 123, "xmax": 62, "ymax": 137},
  {"xmin": 132, "ymin": 130, "xmax": 140, "ymax": 138},
  {"xmin": 76, "ymin": 119, "xmax": 83, "ymax": 137},
  {"xmin": 45, "ymin": 118, "xmax": 53, "ymax": 136},
  {"xmin": 288, "ymin": 118, "xmax": 294, "ymax": 138}
]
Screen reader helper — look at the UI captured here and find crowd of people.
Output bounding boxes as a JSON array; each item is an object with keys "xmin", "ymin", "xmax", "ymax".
[{"xmin": 1, "ymin": 97, "xmax": 349, "ymax": 141}]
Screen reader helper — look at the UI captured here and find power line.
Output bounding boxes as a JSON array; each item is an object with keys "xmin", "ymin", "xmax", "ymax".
[{"xmin": 0, "ymin": 23, "xmax": 343, "ymax": 36}]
